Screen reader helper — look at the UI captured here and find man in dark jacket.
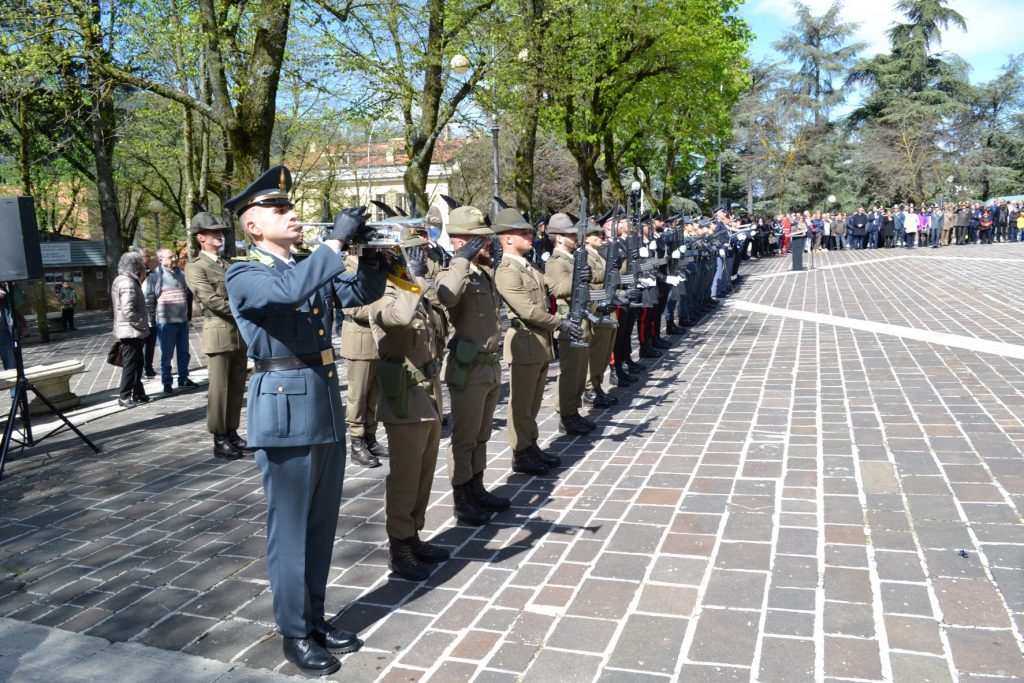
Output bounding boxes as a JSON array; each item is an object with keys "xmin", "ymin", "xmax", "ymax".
[{"xmin": 849, "ymin": 208, "xmax": 869, "ymax": 249}]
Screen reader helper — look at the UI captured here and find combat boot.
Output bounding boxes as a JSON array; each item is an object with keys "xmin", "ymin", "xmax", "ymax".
[
  {"xmin": 349, "ymin": 437, "xmax": 382, "ymax": 468},
  {"xmin": 587, "ymin": 388, "xmax": 615, "ymax": 408},
  {"xmin": 388, "ymin": 537, "xmax": 432, "ymax": 581},
  {"xmin": 365, "ymin": 433, "xmax": 388, "ymax": 458},
  {"xmin": 452, "ymin": 482, "xmax": 491, "ymax": 526},
  {"xmin": 578, "ymin": 415, "xmax": 597, "ymax": 430},
  {"xmin": 470, "ymin": 472, "xmax": 511, "ymax": 511},
  {"xmin": 408, "ymin": 533, "xmax": 450, "ymax": 564},
  {"xmin": 595, "ymin": 387, "xmax": 619, "ymax": 405},
  {"xmin": 512, "ymin": 450, "xmax": 549, "ymax": 476},
  {"xmin": 559, "ymin": 414, "xmax": 592, "ymax": 435},
  {"xmin": 665, "ymin": 320, "xmax": 683, "ymax": 335},
  {"xmin": 652, "ymin": 336, "xmax": 672, "ymax": 349},
  {"xmin": 530, "ymin": 442, "xmax": 562, "ymax": 468}
]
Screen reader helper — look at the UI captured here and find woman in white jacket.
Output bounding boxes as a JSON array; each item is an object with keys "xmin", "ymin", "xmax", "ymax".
[
  {"xmin": 903, "ymin": 207, "xmax": 920, "ymax": 249},
  {"xmin": 111, "ymin": 251, "xmax": 151, "ymax": 407}
]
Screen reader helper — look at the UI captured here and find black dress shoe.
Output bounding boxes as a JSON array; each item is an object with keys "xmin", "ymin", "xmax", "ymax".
[
  {"xmin": 179, "ymin": 379, "xmax": 199, "ymax": 388},
  {"xmin": 639, "ymin": 344, "xmax": 662, "ymax": 358},
  {"xmin": 625, "ymin": 359, "xmax": 647, "ymax": 372},
  {"xmin": 311, "ymin": 619, "xmax": 363, "ymax": 654},
  {"xmin": 213, "ymin": 434, "xmax": 244, "ymax": 460},
  {"xmin": 512, "ymin": 450, "xmax": 549, "ymax": 476},
  {"xmin": 282, "ymin": 636, "xmax": 340, "ymax": 675},
  {"xmin": 408, "ymin": 533, "xmax": 451, "ymax": 563},
  {"xmin": 133, "ymin": 395, "xmax": 151, "ymax": 404},
  {"xmin": 596, "ymin": 388, "xmax": 619, "ymax": 405},
  {"xmin": 613, "ymin": 368, "xmax": 635, "ymax": 387},
  {"xmin": 163, "ymin": 384, "xmax": 174, "ymax": 394},
  {"xmin": 530, "ymin": 443, "xmax": 562, "ymax": 468},
  {"xmin": 117, "ymin": 398, "xmax": 137, "ymax": 409},
  {"xmin": 389, "ymin": 537, "xmax": 432, "ymax": 581},
  {"xmin": 349, "ymin": 437, "xmax": 382, "ymax": 468},
  {"xmin": 652, "ymin": 337, "xmax": 672, "ymax": 349},
  {"xmin": 579, "ymin": 415, "xmax": 597, "ymax": 430},
  {"xmin": 590, "ymin": 391, "xmax": 614, "ymax": 409},
  {"xmin": 145, "ymin": 369, "xmax": 157, "ymax": 378},
  {"xmin": 228, "ymin": 430, "xmax": 256, "ymax": 454}
]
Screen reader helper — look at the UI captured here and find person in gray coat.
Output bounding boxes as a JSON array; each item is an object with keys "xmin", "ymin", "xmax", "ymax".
[{"xmin": 111, "ymin": 251, "xmax": 151, "ymax": 408}]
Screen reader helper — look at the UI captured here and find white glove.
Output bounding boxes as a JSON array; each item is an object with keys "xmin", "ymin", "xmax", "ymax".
[
  {"xmin": 639, "ymin": 247, "xmax": 650, "ymax": 258},
  {"xmin": 719, "ymin": 248, "xmax": 726, "ymax": 258},
  {"xmin": 639, "ymin": 277, "xmax": 657, "ymax": 288},
  {"xmin": 666, "ymin": 275, "xmax": 682, "ymax": 286},
  {"xmin": 671, "ymin": 249, "xmax": 681, "ymax": 259}
]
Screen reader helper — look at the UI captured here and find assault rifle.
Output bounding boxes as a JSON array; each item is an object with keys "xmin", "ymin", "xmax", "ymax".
[
  {"xmin": 567, "ymin": 193, "xmax": 601, "ymax": 348},
  {"xmin": 601, "ymin": 203, "xmax": 631, "ymax": 311},
  {"xmin": 625, "ymin": 212, "xmax": 644, "ymax": 307}
]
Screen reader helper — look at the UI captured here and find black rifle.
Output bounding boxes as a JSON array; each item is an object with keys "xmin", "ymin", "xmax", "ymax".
[
  {"xmin": 601, "ymin": 203, "xmax": 631, "ymax": 310},
  {"xmin": 625, "ymin": 212, "xmax": 643, "ymax": 307},
  {"xmin": 490, "ymin": 195, "xmax": 508, "ymax": 265},
  {"xmin": 567, "ymin": 193, "xmax": 598, "ymax": 348}
]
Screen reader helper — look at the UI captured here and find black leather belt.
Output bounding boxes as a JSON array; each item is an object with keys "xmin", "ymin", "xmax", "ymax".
[{"xmin": 253, "ymin": 348, "xmax": 336, "ymax": 373}]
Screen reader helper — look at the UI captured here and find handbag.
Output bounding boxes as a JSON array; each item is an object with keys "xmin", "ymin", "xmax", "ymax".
[{"xmin": 106, "ymin": 340, "xmax": 124, "ymax": 367}]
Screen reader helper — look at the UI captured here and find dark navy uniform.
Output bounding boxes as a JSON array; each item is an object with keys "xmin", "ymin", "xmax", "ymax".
[{"xmin": 227, "ymin": 245, "xmax": 385, "ymax": 638}]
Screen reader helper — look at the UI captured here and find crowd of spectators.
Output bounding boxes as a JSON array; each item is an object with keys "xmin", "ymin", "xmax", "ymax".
[{"xmin": 748, "ymin": 199, "xmax": 1024, "ymax": 257}]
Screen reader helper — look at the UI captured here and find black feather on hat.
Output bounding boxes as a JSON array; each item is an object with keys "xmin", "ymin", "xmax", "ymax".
[{"xmin": 441, "ymin": 194, "xmax": 462, "ymax": 210}]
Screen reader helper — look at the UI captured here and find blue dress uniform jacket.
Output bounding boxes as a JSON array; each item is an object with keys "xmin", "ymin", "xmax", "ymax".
[
  {"xmin": 226, "ymin": 245, "xmax": 387, "ymax": 448},
  {"xmin": 225, "ymin": 243, "xmax": 386, "ymax": 640}
]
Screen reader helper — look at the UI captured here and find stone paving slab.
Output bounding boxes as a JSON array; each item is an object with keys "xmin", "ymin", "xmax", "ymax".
[{"xmin": 1, "ymin": 244, "xmax": 1023, "ymax": 681}]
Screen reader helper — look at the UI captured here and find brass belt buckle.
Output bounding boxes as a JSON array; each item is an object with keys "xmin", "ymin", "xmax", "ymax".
[{"xmin": 321, "ymin": 348, "xmax": 334, "ymax": 366}]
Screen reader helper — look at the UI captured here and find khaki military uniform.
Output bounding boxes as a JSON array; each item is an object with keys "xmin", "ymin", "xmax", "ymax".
[
  {"xmin": 369, "ymin": 280, "xmax": 444, "ymax": 540},
  {"xmin": 340, "ymin": 256, "xmax": 380, "ymax": 440},
  {"xmin": 585, "ymin": 245, "xmax": 617, "ymax": 393},
  {"xmin": 494, "ymin": 254, "xmax": 560, "ymax": 452},
  {"xmin": 435, "ymin": 256, "xmax": 502, "ymax": 486},
  {"xmin": 544, "ymin": 250, "xmax": 592, "ymax": 418},
  {"xmin": 184, "ymin": 252, "xmax": 247, "ymax": 434}
]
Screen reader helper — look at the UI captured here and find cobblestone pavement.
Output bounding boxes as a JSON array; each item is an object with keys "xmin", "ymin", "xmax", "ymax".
[{"xmin": 1, "ymin": 244, "xmax": 1023, "ymax": 682}]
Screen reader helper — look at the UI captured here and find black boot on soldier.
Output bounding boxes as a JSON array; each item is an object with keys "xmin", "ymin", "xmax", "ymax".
[
  {"xmin": 453, "ymin": 482, "xmax": 491, "ymax": 525},
  {"xmin": 470, "ymin": 472, "xmax": 510, "ymax": 511},
  {"xmin": 365, "ymin": 433, "xmax": 388, "ymax": 459},
  {"xmin": 282, "ymin": 637, "xmax": 340, "ymax": 676},
  {"xmin": 408, "ymin": 533, "xmax": 450, "ymax": 563},
  {"xmin": 388, "ymin": 537, "xmax": 432, "ymax": 581},
  {"xmin": 512, "ymin": 450, "xmax": 549, "ymax": 476},
  {"xmin": 349, "ymin": 437, "xmax": 381, "ymax": 468},
  {"xmin": 530, "ymin": 442, "xmax": 562, "ymax": 468}
]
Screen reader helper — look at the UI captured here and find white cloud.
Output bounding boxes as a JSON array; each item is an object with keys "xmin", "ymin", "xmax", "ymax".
[{"xmin": 748, "ymin": 0, "xmax": 1018, "ymax": 82}]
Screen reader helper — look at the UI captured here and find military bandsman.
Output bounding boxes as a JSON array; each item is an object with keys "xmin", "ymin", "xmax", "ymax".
[{"xmin": 224, "ymin": 166, "xmax": 386, "ymax": 675}]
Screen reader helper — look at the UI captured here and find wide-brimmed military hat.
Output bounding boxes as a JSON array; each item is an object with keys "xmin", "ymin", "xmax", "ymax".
[
  {"xmin": 545, "ymin": 212, "xmax": 575, "ymax": 235},
  {"xmin": 223, "ymin": 165, "xmax": 293, "ymax": 215},
  {"xmin": 491, "ymin": 207, "xmax": 531, "ymax": 234},
  {"xmin": 446, "ymin": 206, "xmax": 493, "ymax": 236},
  {"xmin": 189, "ymin": 212, "xmax": 227, "ymax": 234},
  {"xmin": 586, "ymin": 219, "xmax": 603, "ymax": 236}
]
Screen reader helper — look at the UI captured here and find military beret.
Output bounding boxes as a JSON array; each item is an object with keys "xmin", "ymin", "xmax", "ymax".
[
  {"xmin": 223, "ymin": 165, "xmax": 293, "ymax": 214},
  {"xmin": 546, "ymin": 212, "xmax": 575, "ymax": 234},
  {"xmin": 446, "ymin": 206, "xmax": 493, "ymax": 236},
  {"xmin": 189, "ymin": 212, "xmax": 227, "ymax": 234}
]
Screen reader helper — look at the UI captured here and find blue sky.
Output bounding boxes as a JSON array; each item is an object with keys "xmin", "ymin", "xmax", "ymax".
[{"xmin": 739, "ymin": 0, "xmax": 1019, "ymax": 86}]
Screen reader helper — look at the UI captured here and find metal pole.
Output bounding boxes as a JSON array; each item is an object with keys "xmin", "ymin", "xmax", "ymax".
[
  {"xmin": 367, "ymin": 122, "xmax": 375, "ymax": 212},
  {"xmin": 490, "ymin": 46, "xmax": 500, "ymax": 220},
  {"xmin": 154, "ymin": 213, "xmax": 160, "ymax": 249}
]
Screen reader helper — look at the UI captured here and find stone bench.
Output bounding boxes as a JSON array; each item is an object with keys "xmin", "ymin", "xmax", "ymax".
[{"xmin": 0, "ymin": 360, "xmax": 86, "ymax": 415}]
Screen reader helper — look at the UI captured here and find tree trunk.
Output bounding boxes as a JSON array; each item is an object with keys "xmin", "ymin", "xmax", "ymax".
[
  {"xmin": 90, "ymin": 76, "xmax": 122, "ymax": 286},
  {"xmin": 513, "ymin": 81, "xmax": 540, "ymax": 215},
  {"xmin": 661, "ymin": 135, "xmax": 677, "ymax": 211},
  {"xmin": 404, "ymin": 143, "xmax": 433, "ymax": 214}
]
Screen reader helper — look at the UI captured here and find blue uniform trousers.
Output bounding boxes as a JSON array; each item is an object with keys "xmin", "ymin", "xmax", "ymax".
[{"xmin": 256, "ymin": 442, "xmax": 345, "ymax": 637}]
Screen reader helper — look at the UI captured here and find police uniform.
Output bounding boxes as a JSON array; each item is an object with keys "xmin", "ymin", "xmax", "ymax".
[
  {"xmin": 435, "ymin": 207, "xmax": 509, "ymax": 526},
  {"xmin": 368, "ymin": 238, "xmax": 449, "ymax": 581},
  {"xmin": 223, "ymin": 166, "xmax": 386, "ymax": 674},
  {"xmin": 492, "ymin": 218, "xmax": 564, "ymax": 476},
  {"xmin": 543, "ymin": 213, "xmax": 595, "ymax": 436},
  {"xmin": 339, "ymin": 254, "xmax": 385, "ymax": 467},
  {"xmin": 183, "ymin": 212, "xmax": 252, "ymax": 460}
]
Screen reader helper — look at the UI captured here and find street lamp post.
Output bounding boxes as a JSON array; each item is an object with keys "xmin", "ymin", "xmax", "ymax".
[{"xmin": 148, "ymin": 199, "xmax": 165, "ymax": 249}]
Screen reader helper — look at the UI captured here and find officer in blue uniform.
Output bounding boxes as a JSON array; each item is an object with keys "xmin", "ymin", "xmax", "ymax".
[{"xmin": 224, "ymin": 166, "xmax": 386, "ymax": 676}]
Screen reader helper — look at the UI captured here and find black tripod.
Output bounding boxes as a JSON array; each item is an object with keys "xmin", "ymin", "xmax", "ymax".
[{"xmin": 1, "ymin": 286, "xmax": 100, "ymax": 480}]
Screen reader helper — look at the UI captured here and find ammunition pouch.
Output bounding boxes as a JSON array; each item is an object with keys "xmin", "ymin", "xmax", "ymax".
[
  {"xmin": 447, "ymin": 339, "xmax": 498, "ymax": 392},
  {"xmin": 376, "ymin": 362, "xmax": 409, "ymax": 418}
]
